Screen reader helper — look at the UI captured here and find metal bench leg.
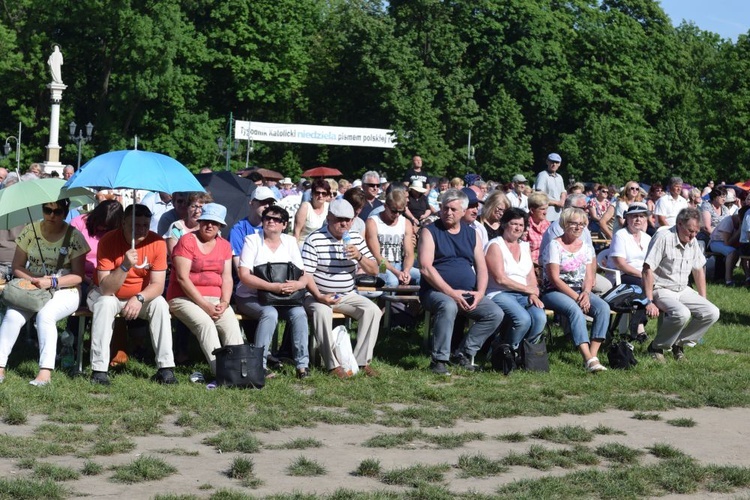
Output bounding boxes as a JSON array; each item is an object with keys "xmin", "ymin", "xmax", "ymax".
[{"xmin": 76, "ymin": 316, "xmax": 86, "ymax": 375}]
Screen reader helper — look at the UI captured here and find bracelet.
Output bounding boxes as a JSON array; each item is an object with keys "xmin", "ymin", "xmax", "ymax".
[
  {"xmin": 51, "ymin": 276, "xmax": 58, "ymax": 290},
  {"xmin": 120, "ymin": 264, "xmax": 130, "ymax": 273},
  {"xmin": 356, "ymin": 254, "xmax": 363, "ymax": 262}
]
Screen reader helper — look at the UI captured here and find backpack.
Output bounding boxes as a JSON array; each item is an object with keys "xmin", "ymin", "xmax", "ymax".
[
  {"xmin": 607, "ymin": 339, "xmax": 638, "ymax": 369},
  {"xmin": 601, "ymin": 283, "xmax": 650, "ymax": 313},
  {"xmin": 490, "ymin": 340, "xmax": 517, "ymax": 376}
]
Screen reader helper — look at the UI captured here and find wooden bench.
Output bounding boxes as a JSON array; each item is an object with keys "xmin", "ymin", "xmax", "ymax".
[{"xmin": 381, "ymin": 285, "xmax": 421, "ymax": 329}]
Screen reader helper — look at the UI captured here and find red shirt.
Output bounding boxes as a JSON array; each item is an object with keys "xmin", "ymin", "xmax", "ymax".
[
  {"xmin": 95, "ymin": 230, "xmax": 167, "ymax": 300},
  {"xmin": 525, "ymin": 218, "xmax": 550, "ymax": 264},
  {"xmin": 167, "ymin": 233, "xmax": 232, "ymax": 300}
]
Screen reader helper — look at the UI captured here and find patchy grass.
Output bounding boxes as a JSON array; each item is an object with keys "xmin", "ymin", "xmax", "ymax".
[
  {"xmin": 632, "ymin": 412, "xmax": 662, "ymax": 421},
  {"xmin": 456, "ymin": 453, "xmax": 508, "ymax": 478},
  {"xmin": 502, "ymin": 444, "xmax": 599, "ymax": 470},
  {"xmin": 363, "ymin": 429, "xmax": 484, "ymax": 449},
  {"xmin": 266, "ymin": 438, "xmax": 323, "ymax": 450},
  {"xmin": 286, "ymin": 456, "xmax": 327, "ymax": 477},
  {"xmin": 111, "ymin": 455, "xmax": 177, "ymax": 483},
  {"xmin": 591, "ymin": 424, "xmax": 627, "ymax": 436},
  {"xmin": 32, "ymin": 462, "xmax": 80, "ymax": 481},
  {"xmin": 529, "ymin": 425, "xmax": 593, "ymax": 444},
  {"xmin": 81, "ymin": 460, "xmax": 104, "ymax": 476},
  {"xmin": 667, "ymin": 417, "xmax": 697, "ymax": 428},
  {"xmin": 648, "ymin": 443, "xmax": 689, "ymax": 460},
  {"xmin": 203, "ymin": 431, "xmax": 261, "ymax": 453},
  {"xmin": 227, "ymin": 457, "xmax": 254, "ymax": 480},
  {"xmin": 0, "ymin": 477, "xmax": 67, "ymax": 499},
  {"xmin": 495, "ymin": 432, "xmax": 528, "ymax": 442},
  {"xmin": 353, "ymin": 458, "xmax": 382, "ymax": 478},
  {"xmin": 380, "ymin": 463, "xmax": 451, "ymax": 487},
  {"xmin": 595, "ymin": 442, "xmax": 644, "ymax": 464}
]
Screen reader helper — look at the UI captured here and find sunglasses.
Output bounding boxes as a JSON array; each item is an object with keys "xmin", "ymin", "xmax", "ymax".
[
  {"xmin": 468, "ymin": 202, "xmax": 479, "ymax": 209},
  {"xmin": 262, "ymin": 215, "xmax": 284, "ymax": 224},
  {"xmin": 313, "ymin": 191, "xmax": 330, "ymax": 196},
  {"xmin": 256, "ymin": 199, "xmax": 275, "ymax": 206},
  {"xmin": 363, "ymin": 183, "xmax": 379, "ymax": 188},
  {"xmin": 629, "ymin": 187, "xmax": 640, "ymax": 191},
  {"xmin": 42, "ymin": 207, "xmax": 65, "ymax": 216},
  {"xmin": 387, "ymin": 205, "xmax": 405, "ymax": 215}
]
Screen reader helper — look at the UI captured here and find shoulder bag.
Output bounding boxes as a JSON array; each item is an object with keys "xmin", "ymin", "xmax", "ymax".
[
  {"xmin": 253, "ymin": 262, "xmax": 306, "ymax": 307},
  {"xmin": 212, "ymin": 344, "xmax": 265, "ymax": 389},
  {"xmin": 2, "ymin": 226, "xmax": 73, "ymax": 312}
]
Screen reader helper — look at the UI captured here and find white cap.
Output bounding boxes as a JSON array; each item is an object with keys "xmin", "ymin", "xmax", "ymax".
[{"xmin": 252, "ymin": 186, "xmax": 276, "ymax": 202}]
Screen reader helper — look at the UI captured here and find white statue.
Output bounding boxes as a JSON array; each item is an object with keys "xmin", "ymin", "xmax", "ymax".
[{"xmin": 48, "ymin": 45, "xmax": 63, "ymax": 84}]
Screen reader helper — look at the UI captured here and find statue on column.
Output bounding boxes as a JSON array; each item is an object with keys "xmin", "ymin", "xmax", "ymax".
[{"xmin": 48, "ymin": 45, "xmax": 64, "ymax": 85}]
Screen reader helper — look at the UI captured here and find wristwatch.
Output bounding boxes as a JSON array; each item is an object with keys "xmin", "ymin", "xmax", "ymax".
[{"xmin": 135, "ymin": 294, "xmax": 145, "ymax": 304}]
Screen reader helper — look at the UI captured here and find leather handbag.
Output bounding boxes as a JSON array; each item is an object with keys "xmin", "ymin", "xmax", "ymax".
[
  {"xmin": 354, "ymin": 274, "xmax": 385, "ymax": 288},
  {"xmin": 2, "ymin": 226, "xmax": 73, "ymax": 312},
  {"xmin": 212, "ymin": 344, "xmax": 265, "ymax": 389},
  {"xmin": 253, "ymin": 262, "xmax": 306, "ymax": 307}
]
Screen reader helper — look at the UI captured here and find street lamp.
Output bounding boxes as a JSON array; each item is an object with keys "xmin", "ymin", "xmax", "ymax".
[
  {"xmin": 1, "ymin": 122, "xmax": 22, "ymax": 174},
  {"xmin": 69, "ymin": 121, "xmax": 94, "ymax": 169},
  {"xmin": 217, "ymin": 136, "xmax": 241, "ymax": 171},
  {"xmin": 466, "ymin": 130, "xmax": 476, "ymax": 172}
]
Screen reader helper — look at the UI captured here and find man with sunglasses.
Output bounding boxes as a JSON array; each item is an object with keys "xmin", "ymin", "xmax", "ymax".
[
  {"xmin": 303, "ymin": 199, "xmax": 382, "ymax": 378},
  {"xmin": 89, "ymin": 204, "xmax": 177, "ymax": 385},
  {"xmin": 229, "ymin": 186, "xmax": 277, "ymax": 271},
  {"xmin": 365, "ymin": 189, "xmax": 420, "ymax": 288},
  {"xmin": 359, "ymin": 171, "xmax": 384, "ymax": 220}
]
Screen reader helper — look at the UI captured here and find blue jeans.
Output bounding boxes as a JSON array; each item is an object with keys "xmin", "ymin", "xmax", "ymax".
[
  {"xmin": 381, "ymin": 263, "xmax": 421, "ymax": 288},
  {"xmin": 490, "ymin": 292, "xmax": 547, "ymax": 349},
  {"xmin": 421, "ymin": 289, "xmax": 503, "ymax": 362},
  {"xmin": 236, "ymin": 297, "xmax": 310, "ymax": 369},
  {"xmin": 541, "ymin": 290, "xmax": 610, "ymax": 346}
]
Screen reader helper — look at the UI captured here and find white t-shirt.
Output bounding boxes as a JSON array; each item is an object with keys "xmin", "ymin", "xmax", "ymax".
[
  {"xmin": 486, "ymin": 238, "xmax": 533, "ymax": 297},
  {"xmin": 654, "ymin": 194, "xmax": 688, "ymax": 228},
  {"xmin": 236, "ymin": 233, "xmax": 303, "ymax": 298},
  {"xmin": 534, "ymin": 170, "xmax": 565, "ymax": 221},
  {"xmin": 607, "ymin": 228, "xmax": 651, "ymax": 281}
]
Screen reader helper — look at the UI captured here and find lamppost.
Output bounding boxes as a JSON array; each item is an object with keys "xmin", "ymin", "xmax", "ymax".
[
  {"xmin": 1, "ymin": 122, "xmax": 22, "ymax": 174},
  {"xmin": 69, "ymin": 121, "xmax": 94, "ymax": 169},
  {"xmin": 466, "ymin": 130, "xmax": 476, "ymax": 172},
  {"xmin": 217, "ymin": 136, "xmax": 241, "ymax": 172}
]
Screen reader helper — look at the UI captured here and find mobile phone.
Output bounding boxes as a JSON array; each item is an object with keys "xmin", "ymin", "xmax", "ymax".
[{"xmin": 462, "ymin": 293, "xmax": 475, "ymax": 306}]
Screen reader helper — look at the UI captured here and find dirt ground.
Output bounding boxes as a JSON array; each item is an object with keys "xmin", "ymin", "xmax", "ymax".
[{"xmin": 3, "ymin": 406, "xmax": 750, "ymax": 498}]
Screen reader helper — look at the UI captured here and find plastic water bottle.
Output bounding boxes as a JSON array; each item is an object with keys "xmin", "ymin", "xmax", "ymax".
[
  {"xmin": 59, "ymin": 330, "xmax": 75, "ymax": 371},
  {"xmin": 342, "ymin": 231, "xmax": 351, "ymax": 260}
]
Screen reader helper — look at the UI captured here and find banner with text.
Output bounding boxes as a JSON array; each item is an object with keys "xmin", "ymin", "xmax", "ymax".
[{"xmin": 235, "ymin": 121, "xmax": 397, "ymax": 149}]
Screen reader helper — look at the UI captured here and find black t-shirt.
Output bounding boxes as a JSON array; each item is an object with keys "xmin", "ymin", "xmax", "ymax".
[
  {"xmin": 402, "ymin": 168, "xmax": 428, "ymax": 186},
  {"xmin": 408, "ymin": 193, "xmax": 430, "ymax": 220}
]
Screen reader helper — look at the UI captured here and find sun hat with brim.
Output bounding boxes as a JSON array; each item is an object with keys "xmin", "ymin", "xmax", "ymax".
[
  {"xmin": 624, "ymin": 202, "xmax": 650, "ymax": 216},
  {"xmin": 197, "ymin": 203, "xmax": 227, "ymax": 226},
  {"xmin": 409, "ymin": 180, "xmax": 427, "ymax": 193}
]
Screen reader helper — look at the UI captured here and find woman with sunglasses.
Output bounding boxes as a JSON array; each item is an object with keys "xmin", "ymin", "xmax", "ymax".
[
  {"xmin": 167, "ymin": 203, "xmax": 243, "ymax": 377},
  {"xmin": 237, "ymin": 206, "xmax": 311, "ymax": 379},
  {"xmin": 477, "ymin": 190, "xmax": 510, "ymax": 246},
  {"xmin": 164, "ymin": 192, "xmax": 213, "ymax": 255},
  {"xmin": 587, "ymin": 185, "xmax": 610, "ymax": 238},
  {"xmin": 0, "ymin": 199, "xmax": 89, "ymax": 386},
  {"xmin": 294, "ymin": 179, "xmax": 330, "ymax": 247},
  {"xmin": 541, "ymin": 208, "xmax": 610, "ymax": 373}
]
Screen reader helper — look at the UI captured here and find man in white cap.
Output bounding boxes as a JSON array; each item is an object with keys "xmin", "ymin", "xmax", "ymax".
[
  {"xmin": 534, "ymin": 153, "xmax": 566, "ymax": 222},
  {"xmin": 229, "ymin": 186, "xmax": 277, "ymax": 270},
  {"xmin": 302, "ymin": 198, "xmax": 382, "ymax": 378},
  {"xmin": 507, "ymin": 174, "xmax": 529, "ymax": 212}
]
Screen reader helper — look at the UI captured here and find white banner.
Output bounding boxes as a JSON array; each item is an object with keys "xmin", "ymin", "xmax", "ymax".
[{"xmin": 234, "ymin": 120, "xmax": 397, "ymax": 149}]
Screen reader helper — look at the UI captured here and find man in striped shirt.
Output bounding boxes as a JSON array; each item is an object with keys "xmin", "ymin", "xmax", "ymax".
[{"xmin": 302, "ymin": 199, "xmax": 382, "ymax": 378}]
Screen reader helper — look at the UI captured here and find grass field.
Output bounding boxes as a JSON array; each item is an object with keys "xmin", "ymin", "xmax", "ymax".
[{"xmin": 0, "ymin": 281, "xmax": 749, "ymax": 498}]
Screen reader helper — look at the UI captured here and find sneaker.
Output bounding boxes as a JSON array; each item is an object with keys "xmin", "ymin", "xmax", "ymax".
[
  {"xmin": 29, "ymin": 379, "xmax": 50, "ymax": 387},
  {"xmin": 296, "ymin": 368, "xmax": 310, "ymax": 380},
  {"xmin": 151, "ymin": 368, "xmax": 178, "ymax": 385},
  {"xmin": 451, "ymin": 353, "xmax": 477, "ymax": 372},
  {"xmin": 648, "ymin": 342, "xmax": 665, "ymax": 363},
  {"xmin": 430, "ymin": 360, "xmax": 451, "ymax": 376},
  {"xmin": 90, "ymin": 371, "xmax": 111, "ymax": 386},
  {"xmin": 329, "ymin": 366, "xmax": 350, "ymax": 379},
  {"xmin": 672, "ymin": 345, "xmax": 685, "ymax": 361},
  {"xmin": 359, "ymin": 365, "xmax": 379, "ymax": 377},
  {"xmin": 189, "ymin": 372, "xmax": 205, "ymax": 384}
]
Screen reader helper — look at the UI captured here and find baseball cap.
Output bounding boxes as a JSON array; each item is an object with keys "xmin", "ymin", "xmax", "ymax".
[
  {"xmin": 329, "ymin": 198, "xmax": 355, "ymax": 219},
  {"xmin": 547, "ymin": 153, "xmax": 562, "ymax": 162},
  {"xmin": 461, "ymin": 187, "xmax": 482, "ymax": 206},
  {"xmin": 252, "ymin": 186, "xmax": 276, "ymax": 202},
  {"xmin": 512, "ymin": 174, "xmax": 528, "ymax": 183}
]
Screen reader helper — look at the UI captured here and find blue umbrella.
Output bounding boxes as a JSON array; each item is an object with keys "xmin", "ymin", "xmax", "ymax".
[
  {"xmin": 63, "ymin": 150, "xmax": 204, "ymax": 193},
  {"xmin": 63, "ymin": 149, "xmax": 205, "ymax": 256}
]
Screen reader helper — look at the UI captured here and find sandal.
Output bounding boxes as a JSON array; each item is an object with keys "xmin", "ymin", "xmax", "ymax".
[{"xmin": 585, "ymin": 357, "xmax": 608, "ymax": 373}]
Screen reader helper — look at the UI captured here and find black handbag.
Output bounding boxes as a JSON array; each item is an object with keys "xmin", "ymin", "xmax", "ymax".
[
  {"xmin": 354, "ymin": 274, "xmax": 385, "ymax": 288},
  {"xmin": 519, "ymin": 339, "xmax": 550, "ymax": 372},
  {"xmin": 253, "ymin": 262, "xmax": 306, "ymax": 307},
  {"xmin": 607, "ymin": 339, "xmax": 638, "ymax": 369},
  {"xmin": 212, "ymin": 344, "xmax": 265, "ymax": 389},
  {"xmin": 490, "ymin": 339, "xmax": 517, "ymax": 376}
]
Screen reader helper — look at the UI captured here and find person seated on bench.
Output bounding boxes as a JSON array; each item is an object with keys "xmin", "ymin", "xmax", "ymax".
[
  {"xmin": 541, "ymin": 207, "xmax": 611, "ymax": 373},
  {"xmin": 302, "ymin": 199, "xmax": 382, "ymax": 379},
  {"xmin": 365, "ymin": 188, "xmax": 419, "ymax": 288},
  {"xmin": 418, "ymin": 188, "xmax": 503, "ymax": 375},
  {"xmin": 0, "ymin": 199, "xmax": 89, "ymax": 386},
  {"xmin": 607, "ymin": 202, "xmax": 652, "ymax": 341},
  {"xmin": 88, "ymin": 204, "xmax": 177, "ymax": 386},
  {"xmin": 167, "ymin": 203, "xmax": 243, "ymax": 377},
  {"xmin": 643, "ymin": 207, "xmax": 720, "ymax": 362},
  {"xmin": 236, "ymin": 205, "xmax": 311, "ymax": 379}
]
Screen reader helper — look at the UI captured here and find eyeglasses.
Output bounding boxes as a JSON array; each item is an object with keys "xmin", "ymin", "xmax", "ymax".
[
  {"xmin": 387, "ymin": 205, "xmax": 405, "ymax": 215},
  {"xmin": 494, "ymin": 206, "xmax": 505, "ymax": 213},
  {"xmin": 313, "ymin": 191, "xmax": 330, "ymax": 197},
  {"xmin": 567, "ymin": 222, "xmax": 586, "ymax": 228},
  {"xmin": 600, "ymin": 189, "xmax": 609, "ymax": 193},
  {"xmin": 189, "ymin": 204, "xmax": 203, "ymax": 210},
  {"xmin": 42, "ymin": 207, "xmax": 64, "ymax": 216},
  {"xmin": 363, "ymin": 183, "xmax": 379, "ymax": 188},
  {"xmin": 262, "ymin": 215, "xmax": 284, "ymax": 224}
]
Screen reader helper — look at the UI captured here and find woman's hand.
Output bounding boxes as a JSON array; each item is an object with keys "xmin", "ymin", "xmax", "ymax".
[
  {"xmin": 29, "ymin": 277, "xmax": 53, "ymax": 290},
  {"xmin": 529, "ymin": 293, "xmax": 544, "ymax": 309},
  {"xmin": 576, "ymin": 290, "xmax": 591, "ymax": 314}
]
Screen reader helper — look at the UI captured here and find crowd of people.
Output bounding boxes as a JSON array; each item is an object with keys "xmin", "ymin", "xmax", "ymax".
[{"xmin": 0, "ymin": 152, "xmax": 731, "ymax": 384}]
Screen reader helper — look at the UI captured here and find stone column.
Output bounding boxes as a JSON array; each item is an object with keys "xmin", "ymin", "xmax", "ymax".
[{"xmin": 44, "ymin": 82, "xmax": 67, "ymax": 176}]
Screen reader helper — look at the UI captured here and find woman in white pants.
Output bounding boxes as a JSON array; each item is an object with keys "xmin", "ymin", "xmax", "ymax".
[{"xmin": 0, "ymin": 199, "xmax": 89, "ymax": 386}]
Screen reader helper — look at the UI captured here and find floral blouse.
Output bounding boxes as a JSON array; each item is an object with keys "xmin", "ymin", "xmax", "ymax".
[{"xmin": 541, "ymin": 238, "xmax": 594, "ymax": 292}]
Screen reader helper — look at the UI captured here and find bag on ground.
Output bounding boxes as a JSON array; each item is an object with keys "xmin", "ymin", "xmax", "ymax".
[
  {"xmin": 333, "ymin": 325, "xmax": 359, "ymax": 376},
  {"xmin": 2, "ymin": 278, "xmax": 54, "ymax": 312},
  {"xmin": 212, "ymin": 344, "xmax": 265, "ymax": 388},
  {"xmin": 607, "ymin": 339, "xmax": 638, "ymax": 369},
  {"xmin": 519, "ymin": 339, "xmax": 550, "ymax": 372},
  {"xmin": 490, "ymin": 338, "xmax": 516, "ymax": 376}
]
